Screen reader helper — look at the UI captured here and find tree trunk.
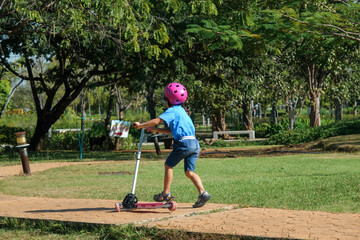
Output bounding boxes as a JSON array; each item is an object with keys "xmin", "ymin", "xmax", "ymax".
[
  {"xmin": 306, "ymin": 63, "xmax": 327, "ymax": 127},
  {"xmin": 202, "ymin": 111, "xmax": 206, "ymax": 125},
  {"xmin": 105, "ymin": 85, "xmax": 115, "ymax": 150},
  {"xmin": 289, "ymin": 99, "xmax": 297, "ymax": 130},
  {"xmin": 87, "ymin": 93, "xmax": 91, "ymax": 118},
  {"xmin": 145, "ymin": 84, "xmax": 161, "ymax": 155},
  {"xmin": 30, "ymin": 115, "xmax": 53, "ymax": 151},
  {"xmin": 80, "ymin": 89, "xmax": 87, "ymax": 157},
  {"xmin": 98, "ymin": 96, "xmax": 102, "ymax": 117},
  {"xmin": 211, "ymin": 110, "xmax": 226, "ymax": 132},
  {"xmin": 298, "ymin": 98, "xmax": 305, "ymax": 116},
  {"xmin": 270, "ymin": 101, "xmax": 278, "ymax": 125},
  {"xmin": 242, "ymin": 100, "xmax": 254, "ymax": 130},
  {"xmin": 309, "ymin": 91, "xmax": 321, "ymax": 127},
  {"xmin": 354, "ymin": 100, "xmax": 358, "ymax": 116},
  {"xmin": 257, "ymin": 103, "xmax": 262, "ymax": 119},
  {"xmin": 211, "ymin": 108, "xmax": 227, "ymax": 139},
  {"xmin": 335, "ymin": 99, "xmax": 342, "ymax": 121},
  {"xmin": 146, "ymin": 87, "xmax": 156, "ymax": 119}
]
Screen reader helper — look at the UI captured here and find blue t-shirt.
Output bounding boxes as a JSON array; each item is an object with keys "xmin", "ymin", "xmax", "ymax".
[{"xmin": 159, "ymin": 105, "xmax": 195, "ymax": 141}]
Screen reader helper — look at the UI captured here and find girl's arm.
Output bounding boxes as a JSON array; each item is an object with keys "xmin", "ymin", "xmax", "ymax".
[
  {"xmin": 149, "ymin": 127, "xmax": 171, "ymax": 134},
  {"xmin": 133, "ymin": 118, "xmax": 171, "ymax": 134},
  {"xmin": 133, "ymin": 118, "xmax": 163, "ymax": 129}
]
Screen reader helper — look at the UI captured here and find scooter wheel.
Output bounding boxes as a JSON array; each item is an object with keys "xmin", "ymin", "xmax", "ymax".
[
  {"xmin": 115, "ymin": 203, "xmax": 121, "ymax": 212},
  {"xmin": 168, "ymin": 201, "xmax": 177, "ymax": 211}
]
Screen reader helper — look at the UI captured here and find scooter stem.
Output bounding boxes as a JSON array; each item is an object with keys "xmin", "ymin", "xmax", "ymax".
[{"xmin": 131, "ymin": 128, "xmax": 145, "ymax": 194}]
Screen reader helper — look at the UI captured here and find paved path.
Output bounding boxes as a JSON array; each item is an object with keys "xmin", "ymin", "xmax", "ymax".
[{"xmin": 1, "ymin": 162, "xmax": 360, "ymax": 239}]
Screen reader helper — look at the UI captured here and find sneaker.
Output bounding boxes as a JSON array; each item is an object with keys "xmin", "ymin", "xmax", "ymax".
[
  {"xmin": 193, "ymin": 191, "xmax": 211, "ymax": 208},
  {"xmin": 153, "ymin": 192, "xmax": 175, "ymax": 202}
]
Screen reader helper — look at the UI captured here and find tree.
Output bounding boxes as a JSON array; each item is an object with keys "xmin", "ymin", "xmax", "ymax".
[
  {"xmin": 0, "ymin": 0, "xmax": 172, "ymax": 150},
  {"xmin": 259, "ymin": 0, "xmax": 360, "ymax": 126},
  {"xmin": 179, "ymin": 1, "xmax": 258, "ymax": 132},
  {"xmin": 323, "ymin": 42, "xmax": 360, "ymax": 120}
]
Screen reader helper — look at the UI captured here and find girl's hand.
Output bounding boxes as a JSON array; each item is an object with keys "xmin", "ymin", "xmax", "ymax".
[{"xmin": 133, "ymin": 122, "xmax": 141, "ymax": 129}]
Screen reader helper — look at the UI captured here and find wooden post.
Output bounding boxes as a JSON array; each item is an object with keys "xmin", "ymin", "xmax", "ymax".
[{"xmin": 15, "ymin": 132, "xmax": 31, "ymax": 176}]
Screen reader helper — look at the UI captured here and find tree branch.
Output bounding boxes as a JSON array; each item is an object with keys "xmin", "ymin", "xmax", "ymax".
[
  {"xmin": 0, "ymin": 79, "xmax": 24, "ymax": 118},
  {"xmin": 0, "ymin": 44, "xmax": 42, "ymax": 81},
  {"xmin": 0, "ymin": 58, "xmax": 41, "ymax": 81},
  {"xmin": 331, "ymin": 32, "xmax": 360, "ymax": 42},
  {"xmin": 281, "ymin": 14, "xmax": 308, "ymax": 25},
  {"xmin": 0, "ymin": 0, "xmax": 7, "ymax": 9},
  {"xmin": 334, "ymin": 0, "xmax": 351, "ymax": 7},
  {"xmin": 25, "ymin": 57, "xmax": 42, "ymax": 112}
]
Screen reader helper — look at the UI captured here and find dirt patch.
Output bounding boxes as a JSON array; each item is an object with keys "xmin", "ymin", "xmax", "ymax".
[
  {"xmin": 0, "ymin": 161, "xmax": 115, "ymax": 181},
  {"xmin": 98, "ymin": 171, "xmax": 131, "ymax": 175},
  {"xmin": 199, "ymin": 144, "xmax": 323, "ymax": 158}
]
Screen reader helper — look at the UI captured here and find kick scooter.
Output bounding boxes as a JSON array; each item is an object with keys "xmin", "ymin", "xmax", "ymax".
[{"xmin": 115, "ymin": 127, "xmax": 177, "ymax": 212}]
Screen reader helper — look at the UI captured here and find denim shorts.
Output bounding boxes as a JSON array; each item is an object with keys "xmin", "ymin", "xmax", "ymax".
[{"xmin": 165, "ymin": 138, "xmax": 200, "ymax": 172}]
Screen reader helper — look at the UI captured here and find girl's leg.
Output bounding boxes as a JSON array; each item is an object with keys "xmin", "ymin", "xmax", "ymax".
[
  {"xmin": 163, "ymin": 163, "xmax": 173, "ymax": 195},
  {"xmin": 185, "ymin": 170, "xmax": 205, "ymax": 195},
  {"xmin": 186, "ymin": 170, "xmax": 211, "ymax": 208}
]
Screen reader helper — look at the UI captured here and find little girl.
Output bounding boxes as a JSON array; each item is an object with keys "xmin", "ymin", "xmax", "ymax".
[{"xmin": 133, "ymin": 83, "xmax": 211, "ymax": 208}]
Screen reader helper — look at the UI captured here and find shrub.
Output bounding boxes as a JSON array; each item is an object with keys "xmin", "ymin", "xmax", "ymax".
[
  {"xmin": 88, "ymin": 121, "xmax": 107, "ymax": 138},
  {"xmin": 268, "ymin": 118, "xmax": 360, "ymax": 145},
  {"xmin": 211, "ymin": 140, "xmax": 230, "ymax": 147},
  {"xmin": 52, "ymin": 108, "xmax": 85, "ymax": 129},
  {"xmin": 0, "ymin": 125, "xmax": 31, "ymax": 145},
  {"xmin": 42, "ymin": 131, "xmax": 84, "ymax": 150}
]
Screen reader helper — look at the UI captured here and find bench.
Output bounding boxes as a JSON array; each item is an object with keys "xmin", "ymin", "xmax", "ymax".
[{"xmin": 213, "ymin": 130, "xmax": 255, "ymax": 140}]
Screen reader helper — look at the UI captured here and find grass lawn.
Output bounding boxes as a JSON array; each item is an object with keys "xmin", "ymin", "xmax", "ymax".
[
  {"xmin": 0, "ymin": 228, "xmax": 98, "ymax": 240},
  {"xmin": 1, "ymin": 152, "xmax": 359, "ymax": 213}
]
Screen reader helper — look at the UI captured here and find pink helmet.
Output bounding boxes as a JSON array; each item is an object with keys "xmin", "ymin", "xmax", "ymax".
[{"xmin": 164, "ymin": 82, "xmax": 188, "ymax": 105}]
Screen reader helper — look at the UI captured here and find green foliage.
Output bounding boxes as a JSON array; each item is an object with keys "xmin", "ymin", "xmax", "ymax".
[
  {"xmin": 0, "ymin": 112, "xmax": 37, "ymax": 129},
  {"xmin": 0, "ymin": 79, "xmax": 11, "ymax": 106},
  {"xmin": 254, "ymin": 117, "xmax": 310, "ymax": 138},
  {"xmin": 186, "ymin": 19, "xmax": 249, "ymax": 51},
  {"xmin": 87, "ymin": 121, "xmax": 106, "ymax": 138},
  {"xmin": 1, "ymin": 0, "xmax": 359, "ymax": 144},
  {"xmin": 269, "ymin": 118, "xmax": 360, "ymax": 145},
  {"xmin": 52, "ymin": 109, "xmax": 82, "ymax": 129},
  {"xmin": 0, "ymin": 125, "xmax": 30, "ymax": 145},
  {"xmin": 211, "ymin": 139, "xmax": 229, "ymax": 147},
  {"xmin": 118, "ymin": 134, "xmax": 135, "ymax": 150},
  {"xmin": 254, "ymin": 121, "xmax": 288, "ymax": 138},
  {"xmin": 42, "ymin": 132, "xmax": 83, "ymax": 151}
]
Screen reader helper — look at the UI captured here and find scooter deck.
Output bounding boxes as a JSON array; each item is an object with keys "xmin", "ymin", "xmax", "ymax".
[{"xmin": 115, "ymin": 201, "xmax": 177, "ymax": 212}]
